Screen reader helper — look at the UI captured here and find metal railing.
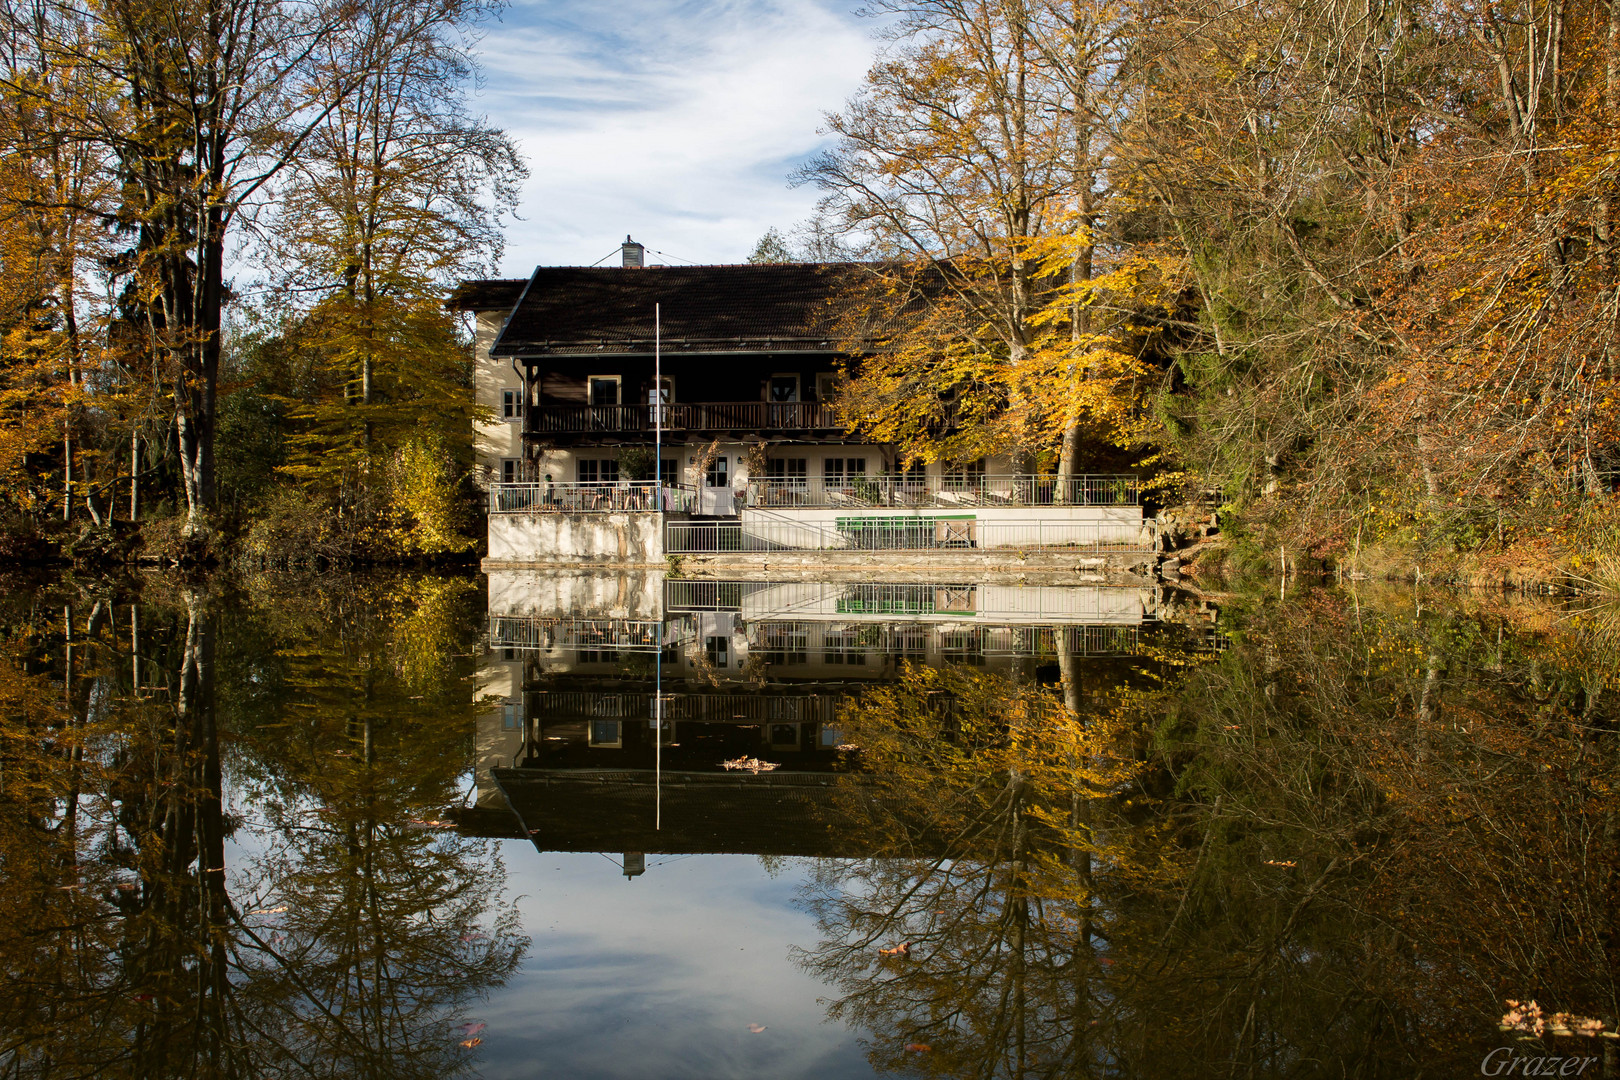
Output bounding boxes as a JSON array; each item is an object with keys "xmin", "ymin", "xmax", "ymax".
[
  {"xmin": 529, "ymin": 691, "xmax": 844, "ymax": 724},
  {"xmin": 526, "ymin": 401, "xmax": 843, "ymax": 436},
  {"xmin": 489, "ymin": 616, "xmax": 695, "ymax": 652},
  {"xmin": 488, "ymin": 481, "xmax": 695, "ymax": 514},
  {"xmin": 745, "ymin": 473, "xmax": 1138, "ymax": 509},
  {"xmin": 666, "ymin": 515, "xmax": 1157, "ymax": 554},
  {"xmin": 747, "ymin": 621, "xmax": 1142, "ymax": 658}
]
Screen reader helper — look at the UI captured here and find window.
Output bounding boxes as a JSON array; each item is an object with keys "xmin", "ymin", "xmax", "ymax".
[
  {"xmin": 761, "ymin": 623, "xmax": 808, "ymax": 666},
  {"xmin": 577, "ymin": 459, "xmax": 620, "ymax": 484},
  {"xmin": 824, "ymin": 458, "xmax": 866, "ymax": 483},
  {"xmin": 768, "ymin": 374, "xmax": 800, "ymax": 402},
  {"xmin": 814, "ymin": 372, "xmax": 837, "ymax": 402},
  {"xmin": 501, "ymin": 702, "xmax": 522, "ymax": 730},
  {"xmin": 659, "ymin": 459, "xmax": 679, "ymax": 485},
  {"xmin": 502, "ymin": 388, "xmax": 523, "ymax": 420},
  {"xmin": 944, "ymin": 458, "xmax": 987, "ymax": 490},
  {"xmin": 705, "ymin": 635, "xmax": 729, "ymax": 669},
  {"xmin": 769, "ymin": 723, "xmax": 800, "ymax": 750},
  {"xmin": 764, "ymin": 457, "xmax": 807, "ymax": 499},
  {"xmin": 588, "ymin": 377, "xmax": 621, "ymax": 406},
  {"xmin": 823, "ymin": 630, "xmax": 862, "ymax": 665},
  {"xmin": 647, "ymin": 378, "xmax": 673, "ymax": 425},
  {"xmin": 578, "ymin": 648, "xmax": 620, "ymax": 664},
  {"xmin": 501, "ymin": 459, "xmax": 520, "ymax": 484},
  {"xmin": 896, "ymin": 461, "xmax": 926, "ymax": 489},
  {"xmin": 589, "ymin": 720, "xmax": 622, "ymax": 747},
  {"xmin": 706, "ymin": 456, "xmax": 728, "ymax": 488}
]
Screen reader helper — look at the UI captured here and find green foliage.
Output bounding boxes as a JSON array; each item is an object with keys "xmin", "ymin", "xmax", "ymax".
[{"xmin": 747, "ymin": 226, "xmax": 796, "ymax": 264}]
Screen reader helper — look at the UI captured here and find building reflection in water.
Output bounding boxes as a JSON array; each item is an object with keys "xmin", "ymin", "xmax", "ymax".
[{"xmin": 467, "ymin": 571, "xmax": 1211, "ymax": 862}]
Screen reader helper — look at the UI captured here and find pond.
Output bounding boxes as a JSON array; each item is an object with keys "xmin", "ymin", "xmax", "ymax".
[{"xmin": 1, "ymin": 569, "xmax": 1615, "ymax": 1077}]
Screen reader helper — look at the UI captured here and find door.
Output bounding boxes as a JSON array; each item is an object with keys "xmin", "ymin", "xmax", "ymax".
[
  {"xmin": 589, "ymin": 377, "xmax": 621, "ymax": 431},
  {"xmin": 768, "ymin": 374, "xmax": 799, "ymax": 428},
  {"xmin": 698, "ymin": 454, "xmax": 735, "ymax": 516}
]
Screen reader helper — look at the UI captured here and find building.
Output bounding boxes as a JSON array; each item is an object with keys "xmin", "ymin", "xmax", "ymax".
[
  {"xmin": 452, "ymin": 237, "xmax": 978, "ymax": 499},
  {"xmin": 451, "ymin": 238, "xmax": 1151, "ymax": 565}
]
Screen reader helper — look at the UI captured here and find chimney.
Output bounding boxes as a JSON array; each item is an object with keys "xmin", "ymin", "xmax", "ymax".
[{"xmin": 621, "ymin": 235, "xmax": 644, "ymax": 268}]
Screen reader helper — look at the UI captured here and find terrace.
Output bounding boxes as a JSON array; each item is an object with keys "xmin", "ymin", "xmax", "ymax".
[{"xmin": 744, "ymin": 472, "xmax": 1139, "ymax": 509}]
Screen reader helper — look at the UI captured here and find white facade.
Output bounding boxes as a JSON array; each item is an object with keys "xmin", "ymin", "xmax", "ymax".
[{"xmin": 472, "ymin": 308, "xmax": 524, "ymax": 485}]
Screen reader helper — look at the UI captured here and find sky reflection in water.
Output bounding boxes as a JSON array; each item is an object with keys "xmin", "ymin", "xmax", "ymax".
[{"xmin": 3, "ymin": 571, "xmax": 1616, "ymax": 1078}]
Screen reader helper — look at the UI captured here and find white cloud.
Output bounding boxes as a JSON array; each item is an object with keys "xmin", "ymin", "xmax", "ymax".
[{"xmin": 471, "ymin": 0, "xmax": 884, "ymax": 273}]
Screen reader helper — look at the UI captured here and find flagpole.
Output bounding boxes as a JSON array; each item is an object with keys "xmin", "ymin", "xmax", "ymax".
[{"xmin": 654, "ymin": 302, "xmax": 662, "ymax": 833}]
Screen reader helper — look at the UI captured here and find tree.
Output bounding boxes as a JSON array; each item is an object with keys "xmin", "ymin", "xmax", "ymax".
[
  {"xmin": 0, "ymin": 0, "xmax": 517, "ymax": 540},
  {"xmin": 801, "ymin": 0, "xmax": 1152, "ymax": 483},
  {"xmin": 747, "ymin": 226, "xmax": 796, "ymax": 263}
]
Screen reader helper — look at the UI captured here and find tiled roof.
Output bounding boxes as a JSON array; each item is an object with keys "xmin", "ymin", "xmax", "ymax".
[
  {"xmin": 445, "ymin": 278, "xmax": 529, "ymax": 312},
  {"xmin": 487, "ymin": 263, "xmax": 875, "ymax": 356}
]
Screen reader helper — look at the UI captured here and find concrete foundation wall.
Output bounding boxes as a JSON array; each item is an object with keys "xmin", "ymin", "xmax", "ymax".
[
  {"xmin": 487, "ymin": 569, "xmax": 665, "ymax": 621},
  {"xmin": 489, "ymin": 511, "xmax": 665, "ymax": 566}
]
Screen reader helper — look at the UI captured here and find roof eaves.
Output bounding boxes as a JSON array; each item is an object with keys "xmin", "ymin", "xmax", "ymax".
[{"xmin": 486, "ymin": 267, "xmax": 542, "ymax": 356}]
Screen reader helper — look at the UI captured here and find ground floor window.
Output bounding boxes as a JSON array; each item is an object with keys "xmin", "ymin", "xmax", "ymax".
[
  {"xmin": 823, "ymin": 457, "xmax": 867, "ymax": 482},
  {"xmin": 577, "ymin": 459, "xmax": 619, "ymax": 484},
  {"xmin": 944, "ymin": 458, "xmax": 987, "ymax": 489},
  {"xmin": 767, "ymin": 458, "xmax": 807, "ymax": 482}
]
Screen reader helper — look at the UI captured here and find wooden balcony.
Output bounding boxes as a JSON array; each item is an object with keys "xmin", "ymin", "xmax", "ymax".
[{"xmin": 524, "ymin": 401, "xmax": 845, "ymax": 444}]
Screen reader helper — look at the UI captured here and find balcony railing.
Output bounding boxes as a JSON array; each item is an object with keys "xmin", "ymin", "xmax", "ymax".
[
  {"xmin": 489, "ymin": 481, "xmax": 696, "ymax": 514},
  {"xmin": 745, "ymin": 473, "xmax": 1138, "ymax": 509},
  {"xmin": 526, "ymin": 401, "xmax": 842, "ymax": 436}
]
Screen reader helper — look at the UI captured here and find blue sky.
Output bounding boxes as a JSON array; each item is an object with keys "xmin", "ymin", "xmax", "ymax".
[{"xmin": 471, "ymin": 0, "xmax": 887, "ymax": 274}]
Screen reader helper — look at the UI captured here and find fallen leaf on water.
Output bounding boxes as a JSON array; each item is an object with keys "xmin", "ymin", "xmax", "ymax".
[
  {"xmin": 905, "ymin": 1043, "xmax": 931, "ymax": 1053},
  {"xmin": 133, "ymin": 993, "xmax": 154, "ymax": 1003},
  {"xmin": 1262, "ymin": 860, "xmax": 1297, "ymax": 868},
  {"xmin": 116, "ymin": 883, "xmax": 138, "ymax": 893},
  {"xmin": 748, "ymin": 1024, "xmax": 767, "ymax": 1033},
  {"xmin": 878, "ymin": 942, "xmax": 911, "ymax": 958},
  {"xmin": 1098, "ymin": 957, "xmax": 1115, "ymax": 966},
  {"xmin": 836, "ymin": 743, "xmax": 860, "ymax": 752},
  {"xmin": 721, "ymin": 756, "xmax": 779, "ymax": 773},
  {"xmin": 408, "ymin": 819, "xmax": 456, "ymax": 829},
  {"xmin": 462, "ymin": 1022, "xmax": 486, "ymax": 1036},
  {"xmin": 249, "ymin": 906, "xmax": 288, "ymax": 915},
  {"xmin": 56, "ymin": 882, "xmax": 87, "ymax": 890},
  {"xmin": 459, "ymin": 1037, "xmax": 482, "ymax": 1049}
]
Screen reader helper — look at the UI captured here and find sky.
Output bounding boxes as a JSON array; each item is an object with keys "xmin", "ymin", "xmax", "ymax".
[{"xmin": 471, "ymin": 0, "xmax": 888, "ymax": 275}]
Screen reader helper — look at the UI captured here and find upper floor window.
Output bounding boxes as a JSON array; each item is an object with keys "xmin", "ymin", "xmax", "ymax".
[
  {"xmin": 589, "ymin": 377, "xmax": 621, "ymax": 406},
  {"xmin": 768, "ymin": 374, "xmax": 799, "ymax": 402},
  {"xmin": 502, "ymin": 388, "xmax": 523, "ymax": 420}
]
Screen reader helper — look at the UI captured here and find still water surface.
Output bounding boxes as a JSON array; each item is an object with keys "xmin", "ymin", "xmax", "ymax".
[{"xmin": 3, "ymin": 570, "xmax": 1615, "ymax": 1077}]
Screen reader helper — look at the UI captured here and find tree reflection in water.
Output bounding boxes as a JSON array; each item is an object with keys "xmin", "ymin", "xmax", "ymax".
[
  {"xmin": 801, "ymin": 588, "xmax": 1620, "ymax": 1078},
  {"xmin": 0, "ymin": 574, "xmax": 525, "ymax": 1078}
]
